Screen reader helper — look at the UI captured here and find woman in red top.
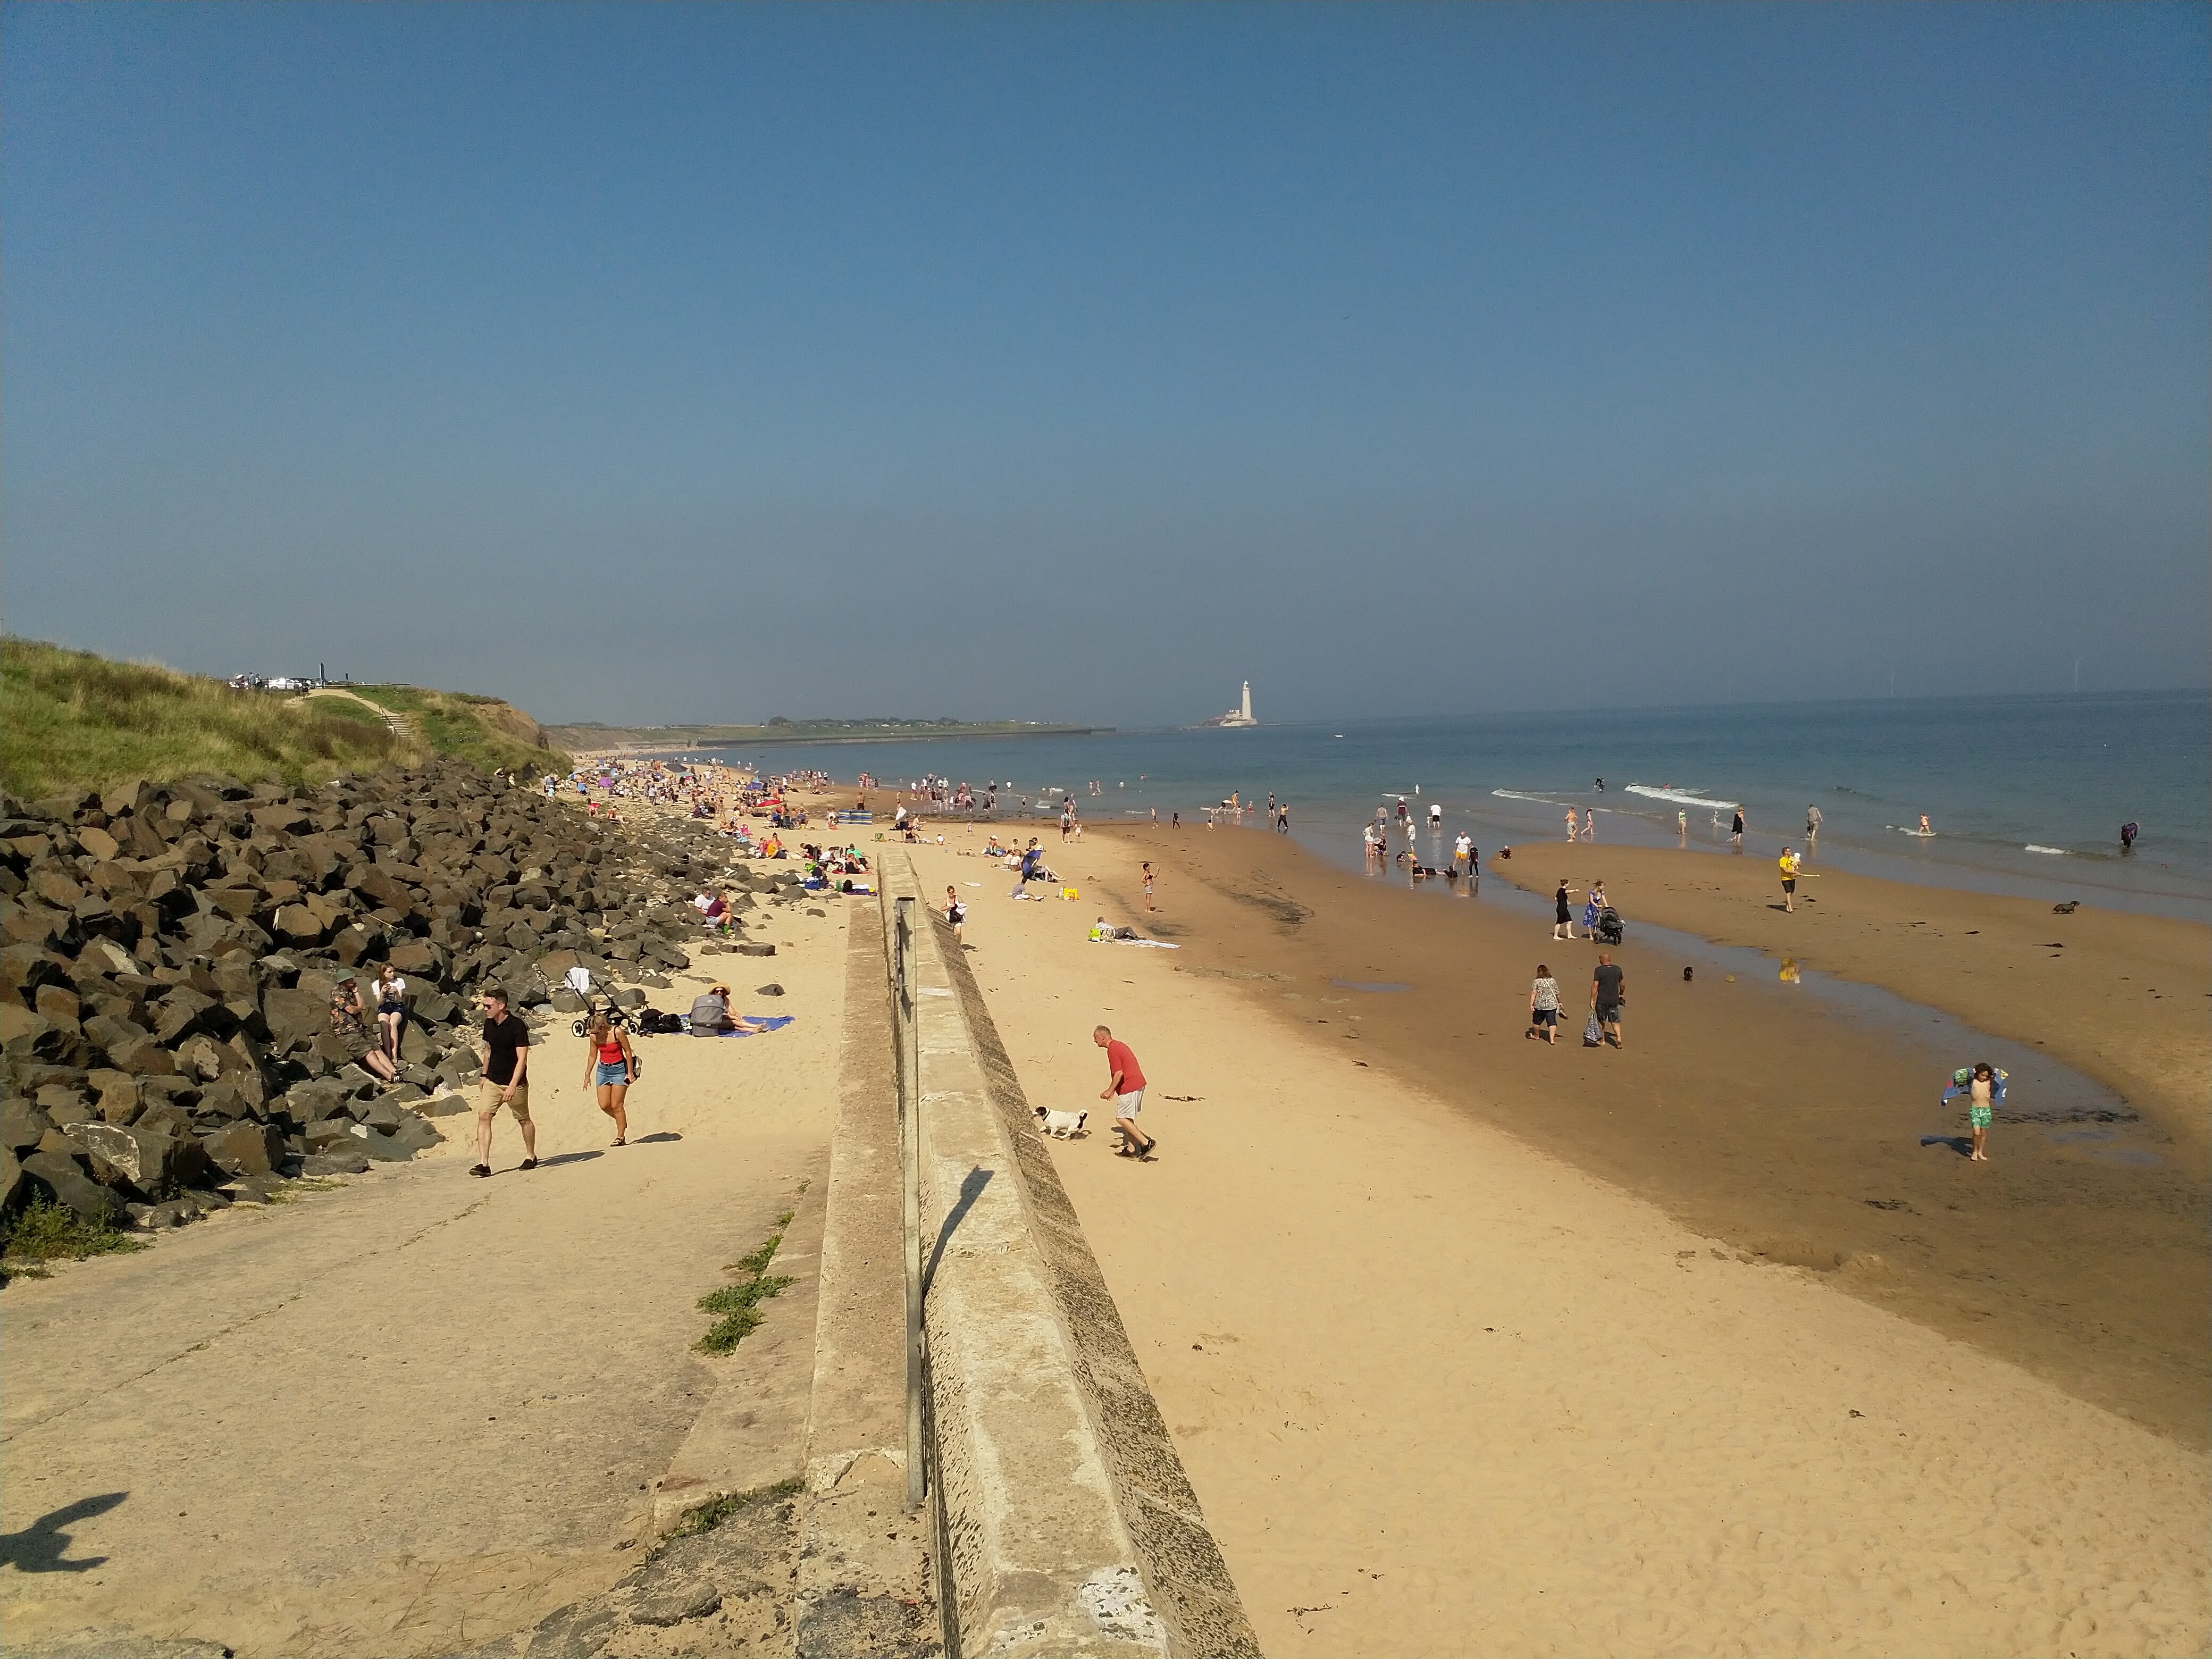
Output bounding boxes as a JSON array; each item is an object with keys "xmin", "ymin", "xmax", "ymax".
[{"xmin": 583, "ymin": 1012, "xmax": 637, "ymax": 1145}]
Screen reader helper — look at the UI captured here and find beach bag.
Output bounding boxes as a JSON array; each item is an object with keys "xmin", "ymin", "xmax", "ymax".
[{"xmin": 1582, "ymin": 1010, "xmax": 1603, "ymax": 1048}]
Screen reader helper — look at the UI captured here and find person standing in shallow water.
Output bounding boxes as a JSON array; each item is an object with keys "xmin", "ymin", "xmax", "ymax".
[
  {"xmin": 1731, "ymin": 807, "xmax": 1746, "ymax": 850},
  {"xmin": 1941, "ymin": 1063, "xmax": 2004, "ymax": 1162}
]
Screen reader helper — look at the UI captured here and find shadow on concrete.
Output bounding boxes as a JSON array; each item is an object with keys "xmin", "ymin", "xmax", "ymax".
[
  {"xmin": 537, "ymin": 1150, "xmax": 605, "ymax": 1169},
  {"xmin": 632, "ymin": 1132, "xmax": 684, "ymax": 1145},
  {"xmin": 924, "ymin": 1166, "xmax": 992, "ymax": 1295},
  {"xmin": 0, "ymin": 1492, "xmax": 126, "ymax": 1573}
]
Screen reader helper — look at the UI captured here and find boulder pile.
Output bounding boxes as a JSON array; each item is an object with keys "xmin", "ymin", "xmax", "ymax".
[{"xmin": 1, "ymin": 761, "xmax": 815, "ymax": 1237}]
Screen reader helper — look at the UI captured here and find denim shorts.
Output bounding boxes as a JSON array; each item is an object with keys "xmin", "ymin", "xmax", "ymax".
[{"xmin": 595, "ymin": 1059, "xmax": 631, "ymax": 1087}]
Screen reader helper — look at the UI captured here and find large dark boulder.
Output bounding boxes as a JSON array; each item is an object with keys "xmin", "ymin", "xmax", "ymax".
[
  {"xmin": 1, "ymin": 1100, "xmax": 52, "ymax": 1154},
  {"xmin": 153, "ymin": 987, "xmax": 219, "ymax": 1045},
  {"xmin": 261, "ymin": 986, "xmax": 329, "ymax": 1050},
  {"xmin": 271, "ymin": 903, "xmax": 329, "ymax": 947},
  {"xmin": 62, "ymin": 1122, "xmax": 210, "ymax": 1198},
  {"xmin": 19, "ymin": 1149, "xmax": 127, "ymax": 1225},
  {"xmin": 202, "ymin": 1120, "xmax": 283, "ymax": 1178},
  {"xmin": 386, "ymin": 938, "xmax": 446, "ymax": 978}
]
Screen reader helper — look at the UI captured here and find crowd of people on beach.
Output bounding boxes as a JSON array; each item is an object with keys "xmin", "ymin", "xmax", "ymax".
[{"xmin": 523, "ymin": 756, "xmax": 2030, "ymax": 1178}]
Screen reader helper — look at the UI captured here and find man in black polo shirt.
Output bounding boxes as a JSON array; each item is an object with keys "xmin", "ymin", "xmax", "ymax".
[
  {"xmin": 1590, "ymin": 953, "xmax": 1626, "ymax": 1050},
  {"xmin": 473, "ymin": 987, "xmax": 537, "ymax": 1177}
]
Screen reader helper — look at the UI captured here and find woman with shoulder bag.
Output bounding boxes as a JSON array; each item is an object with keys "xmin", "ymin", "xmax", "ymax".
[{"xmin": 584, "ymin": 1011, "xmax": 638, "ymax": 1146}]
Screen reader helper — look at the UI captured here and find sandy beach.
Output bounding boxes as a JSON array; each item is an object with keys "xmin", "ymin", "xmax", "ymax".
[{"xmin": 880, "ymin": 809, "xmax": 2207, "ymax": 1655}]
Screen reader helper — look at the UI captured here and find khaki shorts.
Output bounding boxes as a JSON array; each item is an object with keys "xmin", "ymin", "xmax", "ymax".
[{"xmin": 480, "ymin": 1077, "xmax": 532, "ymax": 1120}]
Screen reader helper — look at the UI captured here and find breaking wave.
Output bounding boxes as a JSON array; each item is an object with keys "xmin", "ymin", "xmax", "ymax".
[{"xmin": 1623, "ymin": 784, "xmax": 1740, "ymax": 811}]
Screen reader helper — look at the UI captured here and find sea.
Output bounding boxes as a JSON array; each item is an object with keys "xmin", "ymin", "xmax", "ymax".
[{"xmin": 649, "ymin": 690, "xmax": 2210, "ymax": 921}]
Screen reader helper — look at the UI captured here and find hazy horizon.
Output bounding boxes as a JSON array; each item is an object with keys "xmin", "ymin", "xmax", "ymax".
[{"xmin": 5, "ymin": 5, "xmax": 2205, "ymax": 728}]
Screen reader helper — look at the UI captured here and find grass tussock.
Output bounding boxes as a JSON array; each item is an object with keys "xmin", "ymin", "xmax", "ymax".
[
  {"xmin": 1, "ymin": 1197, "xmax": 150, "ymax": 1281},
  {"xmin": 349, "ymin": 684, "xmax": 567, "ymax": 778},
  {"xmin": 2, "ymin": 639, "xmax": 415, "ymax": 800},
  {"xmin": 665, "ymin": 1477, "xmax": 805, "ymax": 1541},
  {"xmin": 694, "ymin": 1211, "xmax": 796, "ymax": 1354}
]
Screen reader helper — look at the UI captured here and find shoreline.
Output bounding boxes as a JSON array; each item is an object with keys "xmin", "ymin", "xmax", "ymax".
[{"xmin": 1476, "ymin": 836, "xmax": 2210, "ymax": 1155}]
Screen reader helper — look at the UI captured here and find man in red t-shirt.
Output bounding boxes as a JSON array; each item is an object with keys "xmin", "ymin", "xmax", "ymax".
[{"xmin": 1093, "ymin": 1025, "xmax": 1155, "ymax": 1160}]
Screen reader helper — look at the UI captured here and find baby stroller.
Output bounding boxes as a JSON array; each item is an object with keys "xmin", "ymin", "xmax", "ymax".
[
  {"xmin": 565, "ymin": 966, "xmax": 642, "ymax": 1038},
  {"xmin": 1595, "ymin": 907, "xmax": 1626, "ymax": 946}
]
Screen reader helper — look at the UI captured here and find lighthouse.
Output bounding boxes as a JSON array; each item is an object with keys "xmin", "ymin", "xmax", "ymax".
[{"xmin": 1216, "ymin": 681, "xmax": 1257, "ymax": 727}]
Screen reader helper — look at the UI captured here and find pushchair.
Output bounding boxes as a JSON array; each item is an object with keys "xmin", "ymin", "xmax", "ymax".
[
  {"xmin": 1595, "ymin": 907, "xmax": 1626, "ymax": 946},
  {"xmin": 565, "ymin": 966, "xmax": 643, "ymax": 1038}
]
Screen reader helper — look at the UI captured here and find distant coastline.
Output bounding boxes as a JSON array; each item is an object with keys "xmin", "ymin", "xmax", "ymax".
[{"xmin": 547, "ymin": 718, "xmax": 1116, "ymax": 755}]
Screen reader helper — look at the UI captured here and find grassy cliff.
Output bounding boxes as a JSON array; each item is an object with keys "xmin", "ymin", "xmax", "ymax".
[
  {"xmin": 347, "ymin": 684, "xmax": 563, "ymax": 778},
  {"xmin": 0, "ymin": 639, "xmax": 565, "ymax": 801}
]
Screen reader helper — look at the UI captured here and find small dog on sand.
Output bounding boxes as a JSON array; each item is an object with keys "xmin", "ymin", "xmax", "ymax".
[{"xmin": 1034, "ymin": 1107, "xmax": 1088, "ymax": 1139}]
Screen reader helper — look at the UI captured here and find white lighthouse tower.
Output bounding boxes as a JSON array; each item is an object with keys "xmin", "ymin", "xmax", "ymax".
[{"xmin": 1217, "ymin": 681, "xmax": 1257, "ymax": 727}]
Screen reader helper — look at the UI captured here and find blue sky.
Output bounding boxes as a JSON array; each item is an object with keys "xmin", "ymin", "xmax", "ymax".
[{"xmin": 4, "ymin": 4, "xmax": 2205, "ymax": 726}]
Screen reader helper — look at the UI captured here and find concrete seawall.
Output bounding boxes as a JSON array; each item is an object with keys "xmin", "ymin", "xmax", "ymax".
[{"xmin": 884, "ymin": 856, "xmax": 1261, "ymax": 1659}]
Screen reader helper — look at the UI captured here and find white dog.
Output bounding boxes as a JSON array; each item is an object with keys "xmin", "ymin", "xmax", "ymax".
[{"xmin": 1034, "ymin": 1107, "xmax": 1088, "ymax": 1139}]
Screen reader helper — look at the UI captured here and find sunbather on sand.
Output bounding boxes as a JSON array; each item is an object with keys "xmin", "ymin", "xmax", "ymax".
[{"xmin": 687, "ymin": 985, "xmax": 776, "ymax": 1035}]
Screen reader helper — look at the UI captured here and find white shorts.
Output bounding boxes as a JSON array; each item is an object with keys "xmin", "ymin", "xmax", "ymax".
[{"xmin": 1115, "ymin": 1090, "xmax": 1144, "ymax": 1117}]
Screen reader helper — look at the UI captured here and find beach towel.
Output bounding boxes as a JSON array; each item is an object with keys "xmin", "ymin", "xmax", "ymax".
[{"xmin": 712, "ymin": 1016, "xmax": 795, "ymax": 1036}]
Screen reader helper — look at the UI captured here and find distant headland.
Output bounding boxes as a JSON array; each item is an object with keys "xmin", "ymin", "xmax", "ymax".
[{"xmin": 543, "ymin": 716, "xmax": 1116, "ymax": 753}]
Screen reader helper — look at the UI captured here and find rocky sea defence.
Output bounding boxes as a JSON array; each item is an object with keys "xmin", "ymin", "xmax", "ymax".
[{"xmin": 1, "ymin": 762, "xmax": 808, "ymax": 1240}]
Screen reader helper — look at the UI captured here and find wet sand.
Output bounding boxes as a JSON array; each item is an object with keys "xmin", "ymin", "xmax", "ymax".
[
  {"xmin": 906, "ymin": 811, "xmax": 2208, "ymax": 1449},
  {"xmin": 892, "ymin": 821, "xmax": 2209, "ymax": 1656},
  {"xmin": 1484, "ymin": 836, "xmax": 2210, "ymax": 1155}
]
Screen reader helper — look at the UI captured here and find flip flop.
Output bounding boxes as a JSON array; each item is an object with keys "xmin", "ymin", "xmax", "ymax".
[{"xmin": 469, "ymin": 1164, "xmax": 491, "ymax": 1178}]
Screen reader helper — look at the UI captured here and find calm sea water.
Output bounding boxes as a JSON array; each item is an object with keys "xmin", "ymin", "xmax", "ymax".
[{"xmin": 659, "ymin": 691, "xmax": 2210, "ymax": 920}]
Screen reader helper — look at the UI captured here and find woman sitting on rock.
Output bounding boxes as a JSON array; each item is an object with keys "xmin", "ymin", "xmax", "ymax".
[
  {"xmin": 372, "ymin": 963, "xmax": 408, "ymax": 1065},
  {"xmin": 331, "ymin": 977, "xmax": 401, "ymax": 1084}
]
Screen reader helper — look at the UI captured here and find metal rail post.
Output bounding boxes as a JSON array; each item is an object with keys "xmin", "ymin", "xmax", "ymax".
[{"xmin": 893, "ymin": 896, "xmax": 926, "ymax": 1510}]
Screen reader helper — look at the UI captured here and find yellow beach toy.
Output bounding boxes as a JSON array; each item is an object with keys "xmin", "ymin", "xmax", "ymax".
[{"xmin": 1061, "ymin": 886, "xmax": 1079, "ymax": 901}]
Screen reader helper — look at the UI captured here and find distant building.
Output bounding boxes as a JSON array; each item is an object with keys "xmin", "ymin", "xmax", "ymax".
[{"xmin": 1201, "ymin": 681, "xmax": 1257, "ymax": 728}]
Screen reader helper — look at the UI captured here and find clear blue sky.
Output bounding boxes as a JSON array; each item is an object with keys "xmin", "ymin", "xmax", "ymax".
[{"xmin": 4, "ymin": 3, "xmax": 2205, "ymax": 726}]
